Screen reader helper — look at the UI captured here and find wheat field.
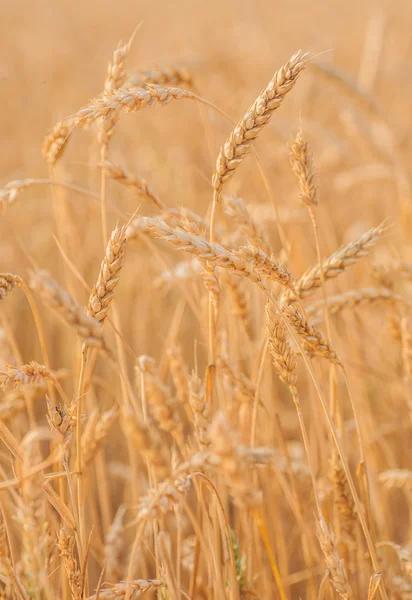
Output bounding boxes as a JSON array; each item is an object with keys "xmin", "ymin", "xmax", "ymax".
[{"xmin": 1, "ymin": 1, "xmax": 412, "ymax": 599}]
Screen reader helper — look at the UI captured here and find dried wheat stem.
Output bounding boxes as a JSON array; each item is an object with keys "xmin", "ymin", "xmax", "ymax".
[{"xmin": 87, "ymin": 225, "xmax": 126, "ymax": 324}]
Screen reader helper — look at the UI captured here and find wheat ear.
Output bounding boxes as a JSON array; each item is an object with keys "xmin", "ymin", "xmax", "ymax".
[
  {"xmin": 87, "ymin": 225, "xmax": 126, "ymax": 324},
  {"xmin": 212, "ymin": 50, "xmax": 309, "ymax": 194}
]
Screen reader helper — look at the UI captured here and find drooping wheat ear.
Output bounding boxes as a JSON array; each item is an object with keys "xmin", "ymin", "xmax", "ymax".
[
  {"xmin": 42, "ymin": 119, "xmax": 71, "ymax": 166},
  {"xmin": 129, "ymin": 65, "xmax": 192, "ymax": 87},
  {"xmin": 29, "ymin": 269, "xmax": 109, "ymax": 352},
  {"xmin": 0, "ymin": 393, "xmax": 26, "ymax": 422},
  {"xmin": 137, "ymin": 468, "xmax": 194, "ymax": 520},
  {"xmin": 212, "ymin": 50, "xmax": 309, "ymax": 194},
  {"xmin": 154, "ymin": 258, "xmax": 202, "ymax": 289},
  {"xmin": 57, "ymin": 528, "xmax": 83, "ymax": 600},
  {"xmin": 46, "ymin": 396, "xmax": 72, "ymax": 452},
  {"xmin": 284, "ymin": 220, "xmax": 388, "ymax": 302},
  {"xmin": 202, "ymin": 264, "xmax": 220, "ymax": 310},
  {"xmin": 223, "ymin": 194, "xmax": 270, "ymax": 252},
  {"xmin": 330, "ymin": 451, "xmax": 356, "ymax": 540},
  {"xmin": 129, "ymin": 217, "xmax": 295, "ymax": 289},
  {"xmin": 72, "ymin": 84, "xmax": 203, "ymax": 129},
  {"xmin": 0, "ymin": 507, "xmax": 26, "ymax": 599},
  {"xmin": 219, "ymin": 356, "xmax": 256, "ymax": 403},
  {"xmin": 316, "ymin": 516, "xmax": 353, "ymax": 599},
  {"xmin": 0, "ymin": 361, "xmax": 56, "ymax": 392},
  {"xmin": 306, "ymin": 287, "xmax": 403, "ymax": 321},
  {"xmin": 188, "ymin": 372, "xmax": 209, "ymax": 449},
  {"xmin": 81, "ymin": 407, "xmax": 118, "ymax": 466},
  {"xmin": 0, "ymin": 273, "xmax": 22, "ymax": 300},
  {"xmin": 0, "ymin": 179, "xmax": 37, "ymax": 213},
  {"xmin": 86, "ymin": 579, "xmax": 165, "ymax": 599},
  {"xmin": 166, "ymin": 345, "xmax": 189, "ymax": 406},
  {"xmin": 378, "ymin": 469, "xmax": 412, "ymax": 489},
  {"xmin": 290, "ymin": 129, "xmax": 318, "ymax": 207},
  {"xmin": 137, "ymin": 355, "xmax": 183, "ymax": 444},
  {"xmin": 121, "ymin": 406, "xmax": 169, "ymax": 476},
  {"xmin": 226, "ymin": 275, "xmax": 252, "ymax": 336},
  {"xmin": 161, "ymin": 207, "xmax": 216, "ymax": 238},
  {"xmin": 98, "ymin": 161, "xmax": 164, "ymax": 209},
  {"xmin": 87, "ymin": 225, "xmax": 126, "ymax": 323},
  {"xmin": 235, "ymin": 245, "xmax": 294, "ymax": 288},
  {"xmin": 281, "ymin": 301, "xmax": 341, "ymax": 365},
  {"xmin": 265, "ymin": 302, "xmax": 297, "ymax": 395},
  {"xmin": 103, "ymin": 505, "xmax": 126, "ymax": 581},
  {"xmin": 15, "ymin": 443, "xmax": 48, "ymax": 595},
  {"xmin": 207, "ymin": 413, "xmax": 263, "ymax": 508}
]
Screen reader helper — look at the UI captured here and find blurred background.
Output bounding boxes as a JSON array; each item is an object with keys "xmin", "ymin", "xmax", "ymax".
[{"xmin": 1, "ymin": 1, "xmax": 412, "ymax": 597}]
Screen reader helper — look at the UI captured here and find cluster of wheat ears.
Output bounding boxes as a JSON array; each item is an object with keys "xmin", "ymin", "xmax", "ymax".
[{"xmin": 1, "ymin": 27, "xmax": 412, "ymax": 600}]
